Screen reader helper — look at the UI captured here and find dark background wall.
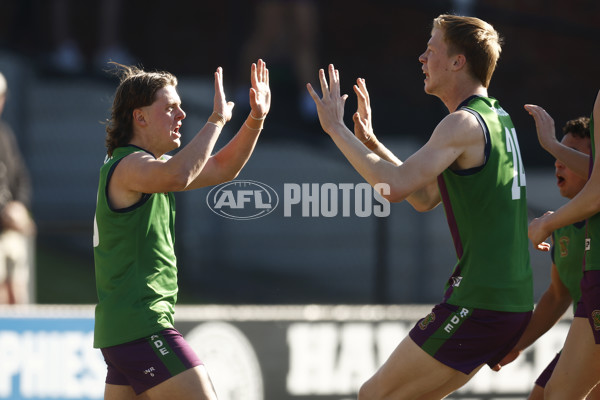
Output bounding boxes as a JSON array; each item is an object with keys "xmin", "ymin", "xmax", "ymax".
[{"xmin": 0, "ymin": 0, "xmax": 598, "ymax": 305}]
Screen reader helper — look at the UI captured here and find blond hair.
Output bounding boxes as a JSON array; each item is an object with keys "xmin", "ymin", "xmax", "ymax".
[{"xmin": 433, "ymin": 14, "xmax": 503, "ymax": 88}]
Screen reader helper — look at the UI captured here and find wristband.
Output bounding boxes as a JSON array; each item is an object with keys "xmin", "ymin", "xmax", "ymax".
[
  {"xmin": 245, "ymin": 114, "xmax": 265, "ymax": 130},
  {"xmin": 207, "ymin": 112, "xmax": 226, "ymax": 129},
  {"xmin": 244, "ymin": 122, "xmax": 263, "ymax": 131},
  {"xmin": 249, "ymin": 113, "xmax": 267, "ymax": 121}
]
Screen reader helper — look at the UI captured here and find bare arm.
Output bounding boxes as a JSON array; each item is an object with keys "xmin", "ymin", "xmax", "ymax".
[
  {"xmin": 529, "ymin": 90, "xmax": 600, "ymax": 249},
  {"xmin": 352, "ymin": 78, "xmax": 440, "ymax": 211},
  {"xmin": 524, "ymin": 104, "xmax": 590, "ymax": 179},
  {"xmin": 110, "ymin": 66, "xmax": 234, "ymax": 207},
  {"xmin": 307, "ymin": 65, "xmax": 481, "ymax": 208},
  {"xmin": 187, "ymin": 59, "xmax": 271, "ymax": 188}
]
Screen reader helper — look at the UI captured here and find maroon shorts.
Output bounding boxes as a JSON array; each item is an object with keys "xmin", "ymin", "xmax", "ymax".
[
  {"xmin": 409, "ymin": 303, "xmax": 531, "ymax": 374},
  {"xmin": 534, "ymin": 351, "xmax": 560, "ymax": 388},
  {"xmin": 574, "ymin": 270, "xmax": 600, "ymax": 344},
  {"xmin": 100, "ymin": 328, "xmax": 203, "ymax": 395}
]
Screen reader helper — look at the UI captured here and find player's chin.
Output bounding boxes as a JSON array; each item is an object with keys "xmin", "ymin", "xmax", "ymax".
[{"xmin": 168, "ymin": 138, "xmax": 181, "ymax": 151}]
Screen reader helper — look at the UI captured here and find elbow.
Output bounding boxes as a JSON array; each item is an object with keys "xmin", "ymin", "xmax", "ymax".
[
  {"xmin": 412, "ymin": 201, "xmax": 438, "ymax": 213},
  {"xmin": 382, "ymin": 187, "xmax": 407, "ymax": 204},
  {"xmin": 224, "ymin": 169, "xmax": 241, "ymax": 183},
  {"xmin": 168, "ymin": 173, "xmax": 191, "ymax": 192}
]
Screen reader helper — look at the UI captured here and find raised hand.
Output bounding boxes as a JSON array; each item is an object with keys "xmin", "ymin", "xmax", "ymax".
[
  {"xmin": 524, "ymin": 104, "xmax": 558, "ymax": 152},
  {"xmin": 306, "ymin": 64, "xmax": 349, "ymax": 135},
  {"xmin": 529, "ymin": 211, "xmax": 553, "ymax": 251},
  {"xmin": 249, "ymin": 59, "xmax": 270, "ymax": 119},
  {"xmin": 353, "ymin": 78, "xmax": 375, "ymax": 144},
  {"xmin": 213, "ymin": 66, "xmax": 235, "ymax": 122}
]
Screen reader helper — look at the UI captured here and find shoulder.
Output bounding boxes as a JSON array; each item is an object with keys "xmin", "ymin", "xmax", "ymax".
[
  {"xmin": 432, "ymin": 110, "xmax": 483, "ymax": 145},
  {"xmin": 116, "ymin": 149, "xmax": 161, "ymax": 169}
]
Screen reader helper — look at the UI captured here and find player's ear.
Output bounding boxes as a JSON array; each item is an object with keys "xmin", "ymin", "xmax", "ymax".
[
  {"xmin": 452, "ymin": 55, "xmax": 466, "ymax": 70},
  {"xmin": 133, "ymin": 109, "xmax": 147, "ymax": 126}
]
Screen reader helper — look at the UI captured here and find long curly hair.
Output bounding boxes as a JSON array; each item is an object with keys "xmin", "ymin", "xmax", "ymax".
[{"xmin": 105, "ymin": 63, "xmax": 177, "ymax": 156}]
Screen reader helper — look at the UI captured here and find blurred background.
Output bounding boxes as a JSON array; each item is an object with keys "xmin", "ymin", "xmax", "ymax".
[{"xmin": 0, "ymin": 0, "xmax": 599, "ymax": 306}]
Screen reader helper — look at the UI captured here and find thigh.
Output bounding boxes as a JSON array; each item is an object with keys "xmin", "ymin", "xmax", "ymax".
[
  {"xmin": 409, "ymin": 303, "xmax": 531, "ymax": 374},
  {"xmin": 104, "ymin": 383, "xmax": 137, "ymax": 400},
  {"xmin": 546, "ymin": 317, "xmax": 600, "ymax": 399},
  {"xmin": 527, "ymin": 384, "xmax": 545, "ymax": 400},
  {"xmin": 101, "ymin": 329, "xmax": 203, "ymax": 395},
  {"xmin": 142, "ymin": 365, "xmax": 217, "ymax": 400},
  {"xmin": 359, "ymin": 335, "xmax": 481, "ymax": 400}
]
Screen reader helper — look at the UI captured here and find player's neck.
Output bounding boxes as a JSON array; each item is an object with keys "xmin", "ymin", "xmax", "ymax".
[{"xmin": 440, "ymin": 80, "xmax": 487, "ymax": 113}]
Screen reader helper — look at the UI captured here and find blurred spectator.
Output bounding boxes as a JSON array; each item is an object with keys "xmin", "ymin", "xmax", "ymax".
[
  {"xmin": 0, "ymin": 71, "xmax": 35, "ymax": 304},
  {"xmin": 236, "ymin": 0, "xmax": 319, "ymax": 121},
  {"xmin": 47, "ymin": 0, "xmax": 135, "ymax": 75}
]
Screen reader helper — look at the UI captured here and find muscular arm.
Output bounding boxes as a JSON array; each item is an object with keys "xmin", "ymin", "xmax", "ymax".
[
  {"xmin": 524, "ymin": 104, "xmax": 590, "ymax": 179},
  {"xmin": 308, "ymin": 65, "xmax": 484, "ymax": 210},
  {"xmin": 187, "ymin": 59, "xmax": 271, "ymax": 189},
  {"xmin": 351, "ymin": 77, "xmax": 440, "ymax": 211},
  {"xmin": 185, "ymin": 115, "xmax": 263, "ymax": 188},
  {"xmin": 107, "ymin": 61, "xmax": 271, "ymax": 208},
  {"xmin": 108, "ymin": 121, "xmax": 223, "ymax": 209},
  {"xmin": 530, "ymin": 90, "xmax": 600, "ymax": 247},
  {"xmin": 361, "ymin": 139, "xmax": 441, "ymax": 211}
]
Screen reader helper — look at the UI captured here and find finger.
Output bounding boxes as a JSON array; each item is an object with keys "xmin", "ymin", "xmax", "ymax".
[
  {"xmin": 537, "ymin": 242, "xmax": 551, "ymax": 251},
  {"xmin": 329, "ymin": 65, "xmax": 340, "ymax": 98},
  {"xmin": 491, "ymin": 364, "xmax": 501, "ymax": 372},
  {"xmin": 214, "ymin": 68, "xmax": 221, "ymax": 91},
  {"xmin": 259, "ymin": 59, "xmax": 266, "ymax": 82},
  {"xmin": 355, "ymin": 82, "xmax": 371, "ymax": 111},
  {"xmin": 318, "ymin": 69, "xmax": 329, "ymax": 99},
  {"xmin": 251, "ymin": 62, "xmax": 257, "ymax": 88},
  {"xmin": 357, "ymin": 78, "xmax": 370, "ymax": 104},
  {"xmin": 216, "ymin": 67, "xmax": 226, "ymax": 96},
  {"xmin": 306, "ymin": 83, "xmax": 321, "ymax": 104},
  {"xmin": 255, "ymin": 59, "xmax": 262, "ymax": 83},
  {"xmin": 249, "ymin": 87, "xmax": 257, "ymax": 108}
]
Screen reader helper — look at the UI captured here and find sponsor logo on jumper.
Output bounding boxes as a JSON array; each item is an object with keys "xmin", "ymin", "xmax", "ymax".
[
  {"xmin": 586, "ymin": 238, "xmax": 591, "ymax": 251},
  {"xmin": 450, "ymin": 276, "xmax": 463, "ymax": 287},
  {"xmin": 559, "ymin": 236, "xmax": 570, "ymax": 257}
]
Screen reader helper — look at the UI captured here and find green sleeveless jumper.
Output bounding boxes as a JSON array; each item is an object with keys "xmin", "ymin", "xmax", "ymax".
[
  {"xmin": 93, "ymin": 146, "xmax": 177, "ymax": 348},
  {"xmin": 552, "ymin": 222, "xmax": 585, "ymax": 312},
  {"xmin": 585, "ymin": 115, "xmax": 600, "ymax": 271},
  {"xmin": 437, "ymin": 96, "xmax": 533, "ymax": 312}
]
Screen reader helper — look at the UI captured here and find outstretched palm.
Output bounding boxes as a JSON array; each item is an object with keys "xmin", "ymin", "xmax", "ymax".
[
  {"xmin": 212, "ymin": 66, "xmax": 234, "ymax": 122},
  {"xmin": 250, "ymin": 59, "xmax": 271, "ymax": 118},
  {"xmin": 353, "ymin": 78, "xmax": 374, "ymax": 142}
]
